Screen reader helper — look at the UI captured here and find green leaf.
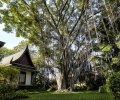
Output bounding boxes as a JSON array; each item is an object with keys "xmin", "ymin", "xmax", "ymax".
[
  {"xmin": 112, "ymin": 57, "xmax": 119, "ymax": 64},
  {"xmin": 100, "ymin": 45, "xmax": 111, "ymax": 52},
  {"xmin": 116, "ymin": 41, "xmax": 120, "ymax": 49}
]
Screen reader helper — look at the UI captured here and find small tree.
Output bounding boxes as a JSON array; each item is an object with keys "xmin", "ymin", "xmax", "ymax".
[
  {"xmin": 0, "ymin": 65, "xmax": 20, "ymax": 84},
  {"xmin": 0, "ymin": 66, "xmax": 20, "ymax": 99}
]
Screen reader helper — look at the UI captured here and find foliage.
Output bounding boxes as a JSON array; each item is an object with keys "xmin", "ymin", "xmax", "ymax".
[
  {"xmin": 33, "ymin": 72, "xmax": 42, "ymax": 86},
  {"xmin": 86, "ymin": 75, "xmax": 105, "ymax": 90},
  {"xmin": 94, "ymin": 0, "xmax": 120, "ymax": 71},
  {"xmin": 98, "ymin": 85, "xmax": 107, "ymax": 93},
  {"xmin": 0, "ymin": 93, "xmax": 14, "ymax": 100},
  {"xmin": 0, "ymin": 0, "xmax": 120, "ymax": 92},
  {"xmin": 32, "ymin": 57, "xmax": 44, "ymax": 68},
  {"xmin": 0, "ymin": 88, "xmax": 29, "ymax": 100},
  {"xmin": 74, "ymin": 82, "xmax": 87, "ymax": 91},
  {"xmin": 0, "ymin": 47, "xmax": 16, "ymax": 60},
  {"xmin": 32, "ymin": 72, "xmax": 45, "ymax": 89},
  {"xmin": 109, "ymin": 72, "xmax": 120, "ymax": 100},
  {"xmin": 0, "ymin": 66, "xmax": 20, "ymax": 84},
  {"xmin": 105, "ymin": 78, "xmax": 111, "ymax": 93},
  {"xmin": 0, "ymin": 66, "xmax": 20, "ymax": 100},
  {"xmin": 0, "ymin": 83, "xmax": 16, "ymax": 95},
  {"xmin": 0, "ymin": 0, "xmax": 90, "ymax": 90},
  {"xmin": 13, "ymin": 90, "xmax": 29, "ymax": 99},
  {"xmin": 13, "ymin": 40, "xmax": 29, "ymax": 51},
  {"xmin": 91, "ymin": 1, "xmax": 120, "ymax": 98}
]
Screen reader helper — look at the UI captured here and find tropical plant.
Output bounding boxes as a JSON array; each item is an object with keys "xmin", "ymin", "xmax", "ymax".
[
  {"xmin": 0, "ymin": 66, "xmax": 20, "ymax": 100},
  {"xmin": 0, "ymin": 66, "xmax": 20, "ymax": 84},
  {"xmin": 109, "ymin": 72, "xmax": 120, "ymax": 100}
]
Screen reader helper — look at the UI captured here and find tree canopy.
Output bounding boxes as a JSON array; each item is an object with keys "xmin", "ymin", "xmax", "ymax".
[
  {"xmin": 0, "ymin": 47, "xmax": 16, "ymax": 60},
  {"xmin": 0, "ymin": 0, "xmax": 120, "ymax": 91}
]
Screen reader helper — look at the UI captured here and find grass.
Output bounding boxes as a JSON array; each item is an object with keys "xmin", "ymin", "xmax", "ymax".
[{"xmin": 24, "ymin": 91, "xmax": 113, "ymax": 100}]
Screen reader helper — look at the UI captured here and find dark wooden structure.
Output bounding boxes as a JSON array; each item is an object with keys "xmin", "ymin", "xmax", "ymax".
[
  {"xmin": 0, "ymin": 41, "xmax": 5, "ymax": 48},
  {"xmin": 0, "ymin": 46, "xmax": 36, "ymax": 86}
]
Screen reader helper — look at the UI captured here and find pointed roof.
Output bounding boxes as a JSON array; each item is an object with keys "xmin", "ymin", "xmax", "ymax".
[
  {"xmin": 0, "ymin": 41, "xmax": 5, "ymax": 47},
  {"xmin": 0, "ymin": 46, "xmax": 35, "ymax": 71},
  {"xmin": 0, "ymin": 48, "xmax": 26, "ymax": 65}
]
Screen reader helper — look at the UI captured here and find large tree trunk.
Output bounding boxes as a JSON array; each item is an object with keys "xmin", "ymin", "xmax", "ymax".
[
  {"xmin": 69, "ymin": 74, "xmax": 74, "ymax": 91},
  {"xmin": 62, "ymin": 70, "xmax": 69, "ymax": 89},
  {"xmin": 55, "ymin": 36, "xmax": 70, "ymax": 91},
  {"xmin": 55, "ymin": 68, "xmax": 69, "ymax": 91},
  {"xmin": 55, "ymin": 69, "xmax": 62, "ymax": 91}
]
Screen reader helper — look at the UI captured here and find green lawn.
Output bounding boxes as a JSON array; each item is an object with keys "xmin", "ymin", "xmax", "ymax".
[{"xmin": 24, "ymin": 92, "xmax": 113, "ymax": 100}]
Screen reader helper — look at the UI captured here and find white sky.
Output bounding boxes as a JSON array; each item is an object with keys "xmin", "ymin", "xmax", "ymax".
[{"xmin": 0, "ymin": 24, "xmax": 24, "ymax": 49}]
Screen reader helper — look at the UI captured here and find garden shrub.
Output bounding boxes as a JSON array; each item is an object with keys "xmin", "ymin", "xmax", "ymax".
[
  {"xmin": 109, "ymin": 72, "xmax": 120, "ymax": 100},
  {"xmin": 74, "ymin": 82, "xmax": 87, "ymax": 91},
  {"xmin": 98, "ymin": 85, "xmax": 107, "ymax": 93},
  {"xmin": 13, "ymin": 90, "xmax": 29, "ymax": 99},
  {"xmin": 0, "ymin": 84, "xmax": 16, "ymax": 100},
  {"xmin": 0, "ymin": 89, "xmax": 29, "ymax": 100},
  {"xmin": 47, "ymin": 85, "xmax": 57, "ymax": 91},
  {"xmin": 0, "ymin": 66, "xmax": 20, "ymax": 100},
  {"xmin": 0, "ymin": 84, "xmax": 15, "ymax": 94},
  {"xmin": 0, "ymin": 93, "xmax": 14, "ymax": 100},
  {"xmin": 86, "ymin": 75, "xmax": 105, "ymax": 90},
  {"xmin": 0, "ymin": 66, "xmax": 20, "ymax": 84}
]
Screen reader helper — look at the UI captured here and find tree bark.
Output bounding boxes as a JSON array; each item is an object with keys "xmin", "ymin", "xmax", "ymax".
[
  {"xmin": 55, "ymin": 69, "xmax": 62, "ymax": 91},
  {"xmin": 55, "ymin": 68, "xmax": 69, "ymax": 91}
]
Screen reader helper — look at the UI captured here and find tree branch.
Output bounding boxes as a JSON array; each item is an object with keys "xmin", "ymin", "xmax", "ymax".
[
  {"xmin": 69, "ymin": 0, "xmax": 88, "ymax": 36},
  {"xmin": 42, "ymin": 0, "xmax": 61, "ymax": 35}
]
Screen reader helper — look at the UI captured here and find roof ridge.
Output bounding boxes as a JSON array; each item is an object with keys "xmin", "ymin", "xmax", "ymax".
[{"xmin": 0, "ymin": 46, "xmax": 28, "ymax": 65}]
